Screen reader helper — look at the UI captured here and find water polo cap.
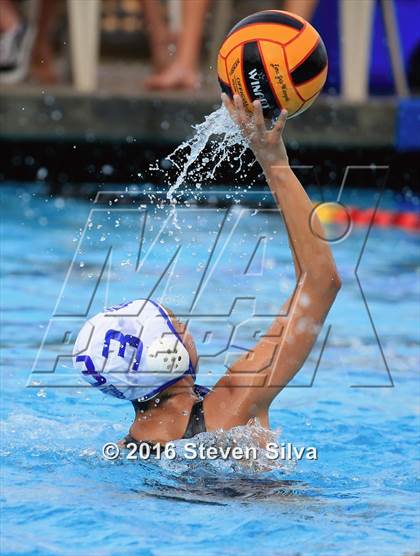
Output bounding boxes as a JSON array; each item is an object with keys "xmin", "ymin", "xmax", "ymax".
[{"xmin": 73, "ymin": 299, "xmax": 194, "ymax": 401}]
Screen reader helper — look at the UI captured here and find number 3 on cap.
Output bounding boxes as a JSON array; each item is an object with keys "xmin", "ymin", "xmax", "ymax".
[{"xmin": 102, "ymin": 329, "xmax": 143, "ymax": 371}]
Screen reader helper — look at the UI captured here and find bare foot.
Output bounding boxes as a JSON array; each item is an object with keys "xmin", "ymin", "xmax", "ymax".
[
  {"xmin": 144, "ymin": 62, "xmax": 201, "ymax": 91},
  {"xmin": 150, "ymin": 42, "xmax": 171, "ymax": 73}
]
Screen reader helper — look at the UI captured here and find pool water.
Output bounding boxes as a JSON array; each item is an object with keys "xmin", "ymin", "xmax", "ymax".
[{"xmin": 1, "ymin": 184, "xmax": 419, "ymax": 556}]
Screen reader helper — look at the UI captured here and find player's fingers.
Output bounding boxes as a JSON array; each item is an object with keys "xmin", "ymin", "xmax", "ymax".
[
  {"xmin": 253, "ymin": 100, "xmax": 266, "ymax": 134},
  {"xmin": 273, "ymin": 109, "xmax": 288, "ymax": 133},
  {"xmin": 221, "ymin": 93, "xmax": 237, "ymax": 121},
  {"xmin": 234, "ymin": 94, "xmax": 247, "ymax": 128}
]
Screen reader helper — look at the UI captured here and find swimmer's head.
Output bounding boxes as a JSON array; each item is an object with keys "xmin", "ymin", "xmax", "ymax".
[{"xmin": 73, "ymin": 299, "xmax": 197, "ymax": 402}]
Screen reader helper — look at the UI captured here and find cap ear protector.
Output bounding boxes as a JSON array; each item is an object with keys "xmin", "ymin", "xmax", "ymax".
[{"xmin": 146, "ymin": 336, "xmax": 190, "ymax": 374}]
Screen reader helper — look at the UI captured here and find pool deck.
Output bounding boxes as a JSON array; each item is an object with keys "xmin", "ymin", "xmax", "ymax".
[{"xmin": 0, "ymin": 75, "xmax": 396, "ymax": 148}]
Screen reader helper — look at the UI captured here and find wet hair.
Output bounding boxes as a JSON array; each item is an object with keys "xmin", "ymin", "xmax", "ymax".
[
  {"xmin": 131, "ymin": 399, "xmax": 150, "ymax": 413},
  {"xmin": 162, "ymin": 306, "xmax": 176, "ymax": 319}
]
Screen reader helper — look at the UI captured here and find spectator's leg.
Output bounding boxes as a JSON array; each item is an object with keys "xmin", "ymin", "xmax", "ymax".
[
  {"xmin": 142, "ymin": 0, "xmax": 171, "ymax": 73},
  {"xmin": 283, "ymin": 0, "xmax": 318, "ymax": 21},
  {"xmin": 0, "ymin": 0, "xmax": 21, "ymax": 33},
  {"xmin": 145, "ymin": 0, "xmax": 209, "ymax": 90},
  {"xmin": 30, "ymin": 0, "xmax": 57, "ymax": 84},
  {"xmin": 208, "ymin": 0, "xmax": 232, "ymax": 72}
]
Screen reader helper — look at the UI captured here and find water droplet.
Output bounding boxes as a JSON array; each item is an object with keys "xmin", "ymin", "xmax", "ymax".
[
  {"xmin": 101, "ymin": 164, "xmax": 114, "ymax": 176},
  {"xmin": 36, "ymin": 167, "xmax": 48, "ymax": 180}
]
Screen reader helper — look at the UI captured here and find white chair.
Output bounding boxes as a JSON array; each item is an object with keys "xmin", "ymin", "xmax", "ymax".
[
  {"xmin": 340, "ymin": 0, "xmax": 409, "ymax": 100},
  {"xmin": 67, "ymin": 0, "xmax": 100, "ymax": 92}
]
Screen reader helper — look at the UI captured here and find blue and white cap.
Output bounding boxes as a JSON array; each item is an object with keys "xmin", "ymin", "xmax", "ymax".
[{"xmin": 73, "ymin": 299, "xmax": 194, "ymax": 401}]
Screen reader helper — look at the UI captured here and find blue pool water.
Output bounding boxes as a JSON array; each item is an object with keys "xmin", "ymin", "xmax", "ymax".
[{"xmin": 1, "ymin": 184, "xmax": 419, "ymax": 555}]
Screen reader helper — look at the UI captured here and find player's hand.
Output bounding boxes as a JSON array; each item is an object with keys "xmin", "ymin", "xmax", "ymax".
[{"xmin": 221, "ymin": 93, "xmax": 289, "ymax": 169}]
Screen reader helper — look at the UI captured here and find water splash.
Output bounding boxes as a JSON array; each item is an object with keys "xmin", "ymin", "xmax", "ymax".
[
  {"xmin": 152, "ymin": 105, "xmax": 255, "ymax": 205},
  {"xmin": 1, "ymin": 412, "xmax": 293, "ymax": 474},
  {"xmin": 139, "ymin": 420, "xmax": 301, "ymax": 501},
  {"xmin": 165, "ymin": 418, "xmax": 296, "ymax": 475},
  {"xmin": 1, "ymin": 411, "xmax": 306, "ymax": 501}
]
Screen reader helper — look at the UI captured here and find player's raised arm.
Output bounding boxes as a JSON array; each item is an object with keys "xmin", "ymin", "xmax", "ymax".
[{"xmin": 218, "ymin": 94, "xmax": 341, "ymax": 411}]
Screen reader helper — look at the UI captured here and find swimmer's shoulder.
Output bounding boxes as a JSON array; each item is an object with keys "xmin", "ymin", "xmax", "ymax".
[{"xmin": 202, "ymin": 378, "xmax": 270, "ymax": 431}]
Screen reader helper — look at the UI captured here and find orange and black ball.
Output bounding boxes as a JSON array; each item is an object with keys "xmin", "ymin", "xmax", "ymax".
[{"xmin": 217, "ymin": 10, "xmax": 328, "ymax": 119}]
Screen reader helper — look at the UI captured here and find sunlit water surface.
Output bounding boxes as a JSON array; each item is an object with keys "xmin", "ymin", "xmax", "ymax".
[{"xmin": 1, "ymin": 184, "xmax": 419, "ymax": 556}]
